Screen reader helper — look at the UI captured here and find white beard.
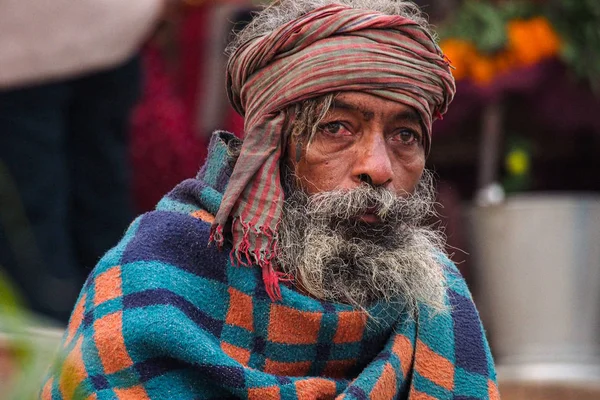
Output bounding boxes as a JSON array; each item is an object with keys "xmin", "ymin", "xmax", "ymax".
[{"xmin": 276, "ymin": 169, "xmax": 448, "ymax": 317}]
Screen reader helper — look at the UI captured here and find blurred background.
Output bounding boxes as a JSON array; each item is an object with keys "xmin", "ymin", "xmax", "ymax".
[{"xmin": 0, "ymin": 0, "xmax": 599, "ymax": 398}]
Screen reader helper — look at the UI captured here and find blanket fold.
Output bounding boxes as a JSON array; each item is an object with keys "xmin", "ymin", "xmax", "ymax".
[{"xmin": 41, "ymin": 132, "xmax": 498, "ymax": 399}]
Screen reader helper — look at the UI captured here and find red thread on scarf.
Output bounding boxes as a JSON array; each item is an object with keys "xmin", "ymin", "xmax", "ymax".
[
  {"xmin": 209, "ymin": 225, "xmax": 224, "ymax": 250},
  {"xmin": 260, "ymin": 257, "xmax": 282, "ymax": 302},
  {"xmin": 442, "ymin": 53, "xmax": 454, "ymax": 69},
  {"xmin": 277, "ymin": 271, "xmax": 294, "ymax": 283},
  {"xmin": 258, "ymin": 225, "xmax": 283, "ymax": 301},
  {"xmin": 213, "ymin": 219, "xmax": 283, "ymax": 301}
]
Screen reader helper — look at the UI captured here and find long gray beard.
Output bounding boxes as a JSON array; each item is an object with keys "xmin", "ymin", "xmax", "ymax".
[{"xmin": 277, "ymin": 170, "xmax": 448, "ymax": 316}]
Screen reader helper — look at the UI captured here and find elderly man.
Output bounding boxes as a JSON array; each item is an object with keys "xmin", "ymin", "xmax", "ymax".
[{"xmin": 42, "ymin": 1, "xmax": 498, "ymax": 399}]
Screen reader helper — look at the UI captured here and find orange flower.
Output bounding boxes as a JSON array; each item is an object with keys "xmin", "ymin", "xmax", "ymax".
[
  {"xmin": 507, "ymin": 17, "xmax": 561, "ymax": 67},
  {"xmin": 507, "ymin": 19, "xmax": 538, "ymax": 65},
  {"xmin": 531, "ymin": 17, "xmax": 561, "ymax": 58},
  {"xmin": 440, "ymin": 39, "xmax": 477, "ymax": 81},
  {"xmin": 470, "ymin": 54, "xmax": 497, "ymax": 84}
]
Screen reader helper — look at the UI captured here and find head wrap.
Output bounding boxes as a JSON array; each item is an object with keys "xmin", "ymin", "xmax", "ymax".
[{"xmin": 211, "ymin": 4, "xmax": 456, "ymax": 300}]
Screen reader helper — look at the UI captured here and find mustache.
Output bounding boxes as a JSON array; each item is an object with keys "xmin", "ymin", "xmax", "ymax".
[{"xmin": 300, "ymin": 170, "xmax": 437, "ymax": 226}]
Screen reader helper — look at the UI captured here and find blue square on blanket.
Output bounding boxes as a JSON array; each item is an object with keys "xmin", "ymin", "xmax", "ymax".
[
  {"xmin": 121, "ymin": 211, "xmax": 227, "ymax": 283},
  {"xmin": 449, "ymin": 289, "xmax": 488, "ymax": 376}
]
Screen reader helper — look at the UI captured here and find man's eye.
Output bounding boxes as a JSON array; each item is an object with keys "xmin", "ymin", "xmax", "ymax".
[
  {"xmin": 320, "ymin": 122, "xmax": 349, "ymax": 136},
  {"xmin": 393, "ymin": 129, "xmax": 420, "ymax": 145}
]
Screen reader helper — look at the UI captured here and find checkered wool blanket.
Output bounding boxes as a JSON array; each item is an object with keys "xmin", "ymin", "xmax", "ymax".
[{"xmin": 41, "ymin": 132, "xmax": 499, "ymax": 399}]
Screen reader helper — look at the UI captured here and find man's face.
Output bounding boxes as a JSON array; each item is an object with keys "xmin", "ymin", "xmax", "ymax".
[
  {"xmin": 288, "ymin": 92, "xmax": 426, "ymax": 201},
  {"xmin": 279, "ymin": 92, "xmax": 446, "ymax": 313}
]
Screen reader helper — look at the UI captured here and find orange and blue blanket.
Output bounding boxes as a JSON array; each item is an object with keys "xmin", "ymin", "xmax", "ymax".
[{"xmin": 41, "ymin": 132, "xmax": 499, "ymax": 399}]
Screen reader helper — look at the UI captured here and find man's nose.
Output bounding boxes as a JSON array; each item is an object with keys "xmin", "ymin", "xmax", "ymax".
[{"xmin": 354, "ymin": 134, "xmax": 393, "ymax": 187}]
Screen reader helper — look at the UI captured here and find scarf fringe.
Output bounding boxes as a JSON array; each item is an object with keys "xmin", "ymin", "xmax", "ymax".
[{"xmin": 210, "ymin": 219, "xmax": 290, "ymax": 302}]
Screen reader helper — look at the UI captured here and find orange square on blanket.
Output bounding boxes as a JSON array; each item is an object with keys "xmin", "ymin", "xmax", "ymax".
[
  {"xmin": 370, "ymin": 362, "xmax": 397, "ymax": 400},
  {"xmin": 264, "ymin": 359, "xmax": 312, "ymax": 376},
  {"xmin": 249, "ymin": 386, "xmax": 281, "ymax": 400},
  {"xmin": 267, "ymin": 304, "xmax": 322, "ymax": 344},
  {"xmin": 94, "ymin": 266, "xmax": 122, "ymax": 306},
  {"xmin": 94, "ymin": 311, "xmax": 134, "ymax": 374},
  {"xmin": 391, "ymin": 334, "xmax": 413, "ymax": 376},
  {"xmin": 114, "ymin": 385, "xmax": 150, "ymax": 400},
  {"xmin": 59, "ymin": 336, "xmax": 87, "ymax": 400},
  {"xmin": 40, "ymin": 377, "xmax": 53, "ymax": 400},
  {"xmin": 415, "ymin": 339, "xmax": 454, "ymax": 391},
  {"xmin": 295, "ymin": 378, "xmax": 337, "ymax": 399},
  {"xmin": 190, "ymin": 209, "xmax": 215, "ymax": 224},
  {"xmin": 226, "ymin": 287, "xmax": 254, "ymax": 331},
  {"xmin": 65, "ymin": 294, "xmax": 86, "ymax": 347},
  {"xmin": 221, "ymin": 342, "xmax": 251, "ymax": 366},
  {"xmin": 333, "ymin": 311, "xmax": 367, "ymax": 343},
  {"xmin": 488, "ymin": 379, "xmax": 500, "ymax": 400}
]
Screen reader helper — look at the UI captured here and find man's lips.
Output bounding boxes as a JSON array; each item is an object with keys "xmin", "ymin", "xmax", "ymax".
[
  {"xmin": 359, "ymin": 207, "xmax": 381, "ymax": 223},
  {"xmin": 359, "ymin": 213, "xmax": 381, "ymax": 223}
]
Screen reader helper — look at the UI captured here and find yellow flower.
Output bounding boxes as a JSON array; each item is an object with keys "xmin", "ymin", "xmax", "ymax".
[{"xmin": 506, "ymin": 149, "xmax": 530, "ymax": 176}]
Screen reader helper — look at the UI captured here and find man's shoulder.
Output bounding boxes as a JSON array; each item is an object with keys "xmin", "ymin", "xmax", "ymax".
[
  {"xmin": 437, "ymin": 253, "xmax": 474, "ymax": 301},
  {"xmin": 91, "ymin": 208, "xmax": 227, "ymax": 286},
  {"xmin": 121, "ymin": 209, "xmax": 215, "ymax": 263},
  {"xmin": 55, "ymin": 209, "xmax": 234, "ymax": 396}
]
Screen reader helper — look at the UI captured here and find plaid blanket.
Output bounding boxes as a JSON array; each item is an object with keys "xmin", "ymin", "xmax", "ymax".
[{"xmin": 41, "ymin": 132, "xmax": 499, "ymax": 399}]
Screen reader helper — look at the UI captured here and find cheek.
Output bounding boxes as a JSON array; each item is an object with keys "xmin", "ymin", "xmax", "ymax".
[
  {"xmin": 296, "ymin": 149, "xmax": 353, "ymax": 194},
  {"xmin": 391, "ymin": 154, "xmax": 426, "ymax": 193}
]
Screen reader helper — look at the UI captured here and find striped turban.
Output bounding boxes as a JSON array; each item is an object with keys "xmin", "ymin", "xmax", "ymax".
[{"xmin": 211, "ymin": 4, "xmax": 456, "ymax": 300}]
